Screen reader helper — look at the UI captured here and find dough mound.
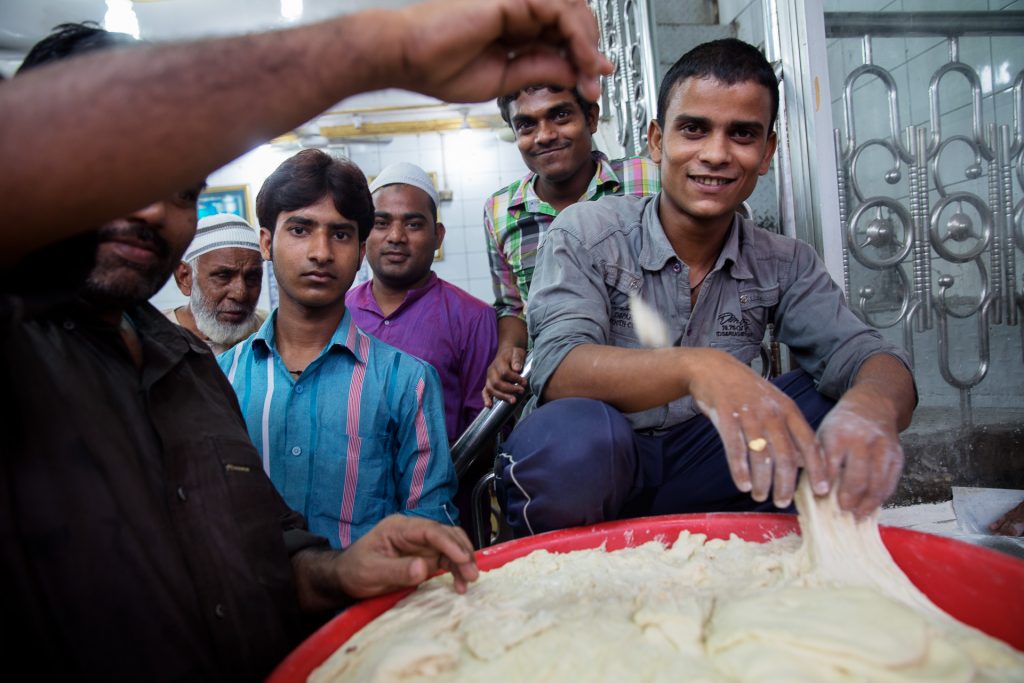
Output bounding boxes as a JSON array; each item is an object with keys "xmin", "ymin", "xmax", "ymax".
[{"xmin": 310, "ymin": 480, "xmax": 1024, "ymax": 683}]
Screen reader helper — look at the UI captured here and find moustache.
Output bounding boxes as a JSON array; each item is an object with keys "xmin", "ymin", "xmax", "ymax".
[
  {"xmin": 97, "ymin": 222, "xmax": 171, "ymax": 260},
  {"xmin": 531, "ymin": 143, "xmax": 570, "ymax": 156}
]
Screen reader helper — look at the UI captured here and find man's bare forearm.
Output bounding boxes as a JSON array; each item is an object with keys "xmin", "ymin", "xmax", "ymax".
[
  {"xmin": 0, "ymin": 0, "xmax": 611, "ymax": 264},
  {"xmin": 544, "ymin": 344, "xmax": 716, "ymax": 411},
  {"xmin": 0, "ymin": 12, "xmax": 397, "ymax": 263},
  {"xmin": 290, "ymin": 547, "xmax": 351, "ymax": 614},
  {"xmin": 842, "ymin": 353, "xmax": 917, "ymax": 431},
  {"xmin": 497, "ymin": 315, "xmax": 529, "ymax": 352}
]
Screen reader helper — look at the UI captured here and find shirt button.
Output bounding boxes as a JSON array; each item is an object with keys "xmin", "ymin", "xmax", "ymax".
[
  {"xmin": 214, "ymin": 604, "xmax": 226, "ymax": 619},
  {"xmin": 383, "ymin": 320, "xmax": 390, "ymax": 326},
  {"xmin": 295, "ymin": 385, "xmax": 304, "ymax": 394},
  {"xmin": 176, "ymin": 486, "xmax": 187, "ymax": 502},
  {"xmin": 672, "ymin": 262, "xmax": 682, "ymax": 273},
  {"xmin": 740, "ymin": 295, "xmax": 748, "ymax": 304},
  {"xmin": 291, "ymin": 446, "xmax": 302, "ymax": 456},
  {"xmin": 63, "ymin": 320, "xmax": 75, "ymax": 330}
]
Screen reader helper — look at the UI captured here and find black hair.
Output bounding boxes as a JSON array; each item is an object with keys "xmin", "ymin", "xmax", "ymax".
[
  {"xmin": 256, "ymin": 149, "xmax": 374, "ymax": 242},
  {"xmin": 16, "ymin": 22, "xmax": 138, "ymax": 75},
  {"xmin": 657, "ymin": 38, "xmax": 779, "ymax": 134},
  {"xmin": 497, "ymin": 84, "xmax": 596, "ymax": 126}
]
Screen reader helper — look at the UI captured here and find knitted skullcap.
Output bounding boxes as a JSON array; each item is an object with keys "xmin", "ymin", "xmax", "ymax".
[
  {"xmin": 184, "ymin": 213, "xmax": 261, "ymax": 263},
  {"xmin": 369, "ymin": 162, "xmax": 440, "ymax": 208}
]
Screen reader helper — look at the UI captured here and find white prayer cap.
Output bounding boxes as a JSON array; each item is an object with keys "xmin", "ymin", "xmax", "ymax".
[
  {"xmin": 369, "ymin": 162, "xmax": 439, "ymax": 209},
  {"xmin": 184, "ymin": 213, "xmax": 261, "ymax": 263}
]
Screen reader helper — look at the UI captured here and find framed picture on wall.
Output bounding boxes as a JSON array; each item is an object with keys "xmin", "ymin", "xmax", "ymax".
[
  {"xmin": 367, "ymin": 171, "xmax": 444, "ymax": 261},
  {"xmin": 197, "ymin": 184, "xmax": 253, "ymax": 223}
]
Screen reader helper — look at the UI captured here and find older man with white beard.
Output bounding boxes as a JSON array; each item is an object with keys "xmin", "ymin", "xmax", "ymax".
[{"xmin": 165, "ymin": 212, "xmax": 267, "ymax": 352}]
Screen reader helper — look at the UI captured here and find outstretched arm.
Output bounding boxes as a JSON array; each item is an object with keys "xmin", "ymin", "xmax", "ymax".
[
  {"xmin": 545, "ymin": 343, "xmax": 829, "ymax": 510},
  {"xmin": 0, "ymin": 0, "xmax": 610, "ymax": 263}
]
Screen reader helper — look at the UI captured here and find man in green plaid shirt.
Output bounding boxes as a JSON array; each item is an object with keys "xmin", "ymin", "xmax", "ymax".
[{"xmin": 483, "ymin": 85, "xmax": 660, "ymax": 407}]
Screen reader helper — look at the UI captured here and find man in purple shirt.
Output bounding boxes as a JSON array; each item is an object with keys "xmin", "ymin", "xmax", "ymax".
[{"xmin": 347, "ymin": 162, "xmax": 498, "ymax": 444}]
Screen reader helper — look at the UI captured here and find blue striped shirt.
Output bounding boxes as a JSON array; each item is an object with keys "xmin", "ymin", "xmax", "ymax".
[{"xmin": 218, "ymin": 309, "xmax": 458, "ymax": 549}]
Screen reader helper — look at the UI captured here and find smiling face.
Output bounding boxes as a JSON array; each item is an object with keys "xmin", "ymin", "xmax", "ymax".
[
  {"xmin": 85, "ymin": 182, "xmax": 205, "ymax": 307},
  {"xmin": 367, "ymin": 184, "xmax": 443, "ymax": 292},
  {"xmin": 508, "ymin": 88, "xmax": 598, "ymax": 186},
  {"xmin": 261, "ymin": 194, "xmax": 364, "ymax": 312},
  {"xmin": 648, "ymin": 76, "xmax": 777, "ymax": 235}
]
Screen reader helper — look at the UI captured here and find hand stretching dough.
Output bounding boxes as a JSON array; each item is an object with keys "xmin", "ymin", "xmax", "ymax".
[{"xmin": 309, "ymin": 477, "xmax": 1024, "ymax": 683}]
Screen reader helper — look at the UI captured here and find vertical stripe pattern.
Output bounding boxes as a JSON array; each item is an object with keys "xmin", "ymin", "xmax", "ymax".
[
  {"xmin": 406, "ymin": 377, "xmax": 431, "ymax": 509},
  {"xmin": 260, "ymin": 359, "xmax": 274, "ymax": 473},
  {"xmin": 216, "ymin": 311, "xmax": 457, "ymax": 550},
  {"xmin": 337, "ymin": 333, "xmax": 370, "ymax": 547},
  {"xmin": 226, "ymin": 344, "xmax": 242, "ymax": 384}
]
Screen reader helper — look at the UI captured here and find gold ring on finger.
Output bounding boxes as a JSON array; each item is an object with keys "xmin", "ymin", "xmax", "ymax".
[{"xmin": 747, "ymin": 437, "xmax": 768, "ymax": 453}]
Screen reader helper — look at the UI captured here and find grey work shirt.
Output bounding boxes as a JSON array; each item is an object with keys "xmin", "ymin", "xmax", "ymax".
[{"xmin": 526, "ymin": 193, "xmax": 913, "ymax": 431}]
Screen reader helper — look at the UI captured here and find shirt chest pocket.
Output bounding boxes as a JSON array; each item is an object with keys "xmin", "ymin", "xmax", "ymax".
[
  {"xmin": 603, "ymin": 264, "xmax": 643, "ymax": 347},
  {"xmin": 708, "ymin": 284, "xmax": 779, "ymax": 363},
  {"xmin": 738, "ymin": 284, "xmax": 779, "ymax": 325}
]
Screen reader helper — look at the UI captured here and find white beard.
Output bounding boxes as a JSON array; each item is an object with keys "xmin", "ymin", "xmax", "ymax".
[{"xmin": 190, "ymin": 283, "xmax": 258, "ymax": 346}]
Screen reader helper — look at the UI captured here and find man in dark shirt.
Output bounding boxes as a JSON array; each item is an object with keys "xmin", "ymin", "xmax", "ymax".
[
  {"xmin": 0, "ymin": 3, "xmax": 611, "ymax": 678},
  {"xmin": 2, "ymin": 28, "xmax": 481, "ymax": 683}
]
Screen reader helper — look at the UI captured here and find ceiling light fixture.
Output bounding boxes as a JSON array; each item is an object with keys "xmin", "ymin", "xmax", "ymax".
[
  {"xmin": 104, "ymin": 0, "xmax": 140, "ymax": 38},
  {"xmin": 281, "ymin": 0, "xmax": 303, "ymax": 22}
]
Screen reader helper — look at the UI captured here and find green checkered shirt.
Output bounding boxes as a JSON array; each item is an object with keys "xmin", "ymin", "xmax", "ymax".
[{"xmin": 484, "ymin": 151, "xmax": 660, "ymax": 320}]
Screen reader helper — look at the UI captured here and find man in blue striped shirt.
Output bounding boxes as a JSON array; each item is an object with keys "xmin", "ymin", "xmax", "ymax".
[{"xmin": 219, "ymin": 149, "xmax": 458, "ymax": 549}]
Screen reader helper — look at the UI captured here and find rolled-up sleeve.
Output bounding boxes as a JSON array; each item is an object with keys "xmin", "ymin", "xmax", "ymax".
[
  {"xmin": 777, "ymin": 240, "xmax": 914, "ymax": 398},
  {"xmin": 526, "ymin": 218, "xmax": 613, "ymax": 402}
]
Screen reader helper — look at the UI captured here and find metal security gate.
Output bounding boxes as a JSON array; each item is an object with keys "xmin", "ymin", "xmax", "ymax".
[
  {"xmin": 829, "ymin": 12, "xmax": 1024, "ymax": 424},
  {"xmin": 590, "ymin": 0, "xmax": 660, "ymax": 158}
]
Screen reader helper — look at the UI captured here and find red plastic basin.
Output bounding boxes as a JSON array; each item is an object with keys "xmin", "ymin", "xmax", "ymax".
[{"xmin": 268, "ymin": 513, "xmax": 1024, "ymax": 682}]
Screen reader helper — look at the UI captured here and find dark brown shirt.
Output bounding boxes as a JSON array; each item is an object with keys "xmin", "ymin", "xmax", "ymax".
[{"xmin": 0, "ymin": 291, "xmax": 326, "ymax": 681}]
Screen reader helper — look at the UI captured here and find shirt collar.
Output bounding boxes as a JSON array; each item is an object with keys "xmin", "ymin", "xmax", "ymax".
[
  {"xmin": 252, "ymin": 307, "xmax": 368, "ymax": 364},
  {"xmin": 640, "ymin": 196, "xmax": 752, "ymax": 280},
  {"xmin": 348, "ymin": 280, "xmax": 378, "ymax": 314},
  {"xmin": 395, "ymin": 271, "xmax": 439, "ymax": 310},
  {"xmin": 252, "ymin": 308, "xmax": 277, "ymax": 353},
  {"xmin": 349, "ymin": 273, "xmax": 440, "ymax": 319},
  {"xmin": 639, "ymin": 193, "xmax": 677, "ymax": 271},
  {"xmin": 509, "ymin": 150, "xmax": 615, "ymax": 210},
  {"xmin": 718, "ymin": 214, "xmax": 753, "ymax": 279},
  {"xmin": 589, "ymin": 151, "xmax": 622, "ymax": 194},
  {"xmin": 127, "ymin": 302, "xmax": 210, "ymax": 390},
  {"xmin": 126, "ymin": 301, "xmax": 207, "ymax": 354}
]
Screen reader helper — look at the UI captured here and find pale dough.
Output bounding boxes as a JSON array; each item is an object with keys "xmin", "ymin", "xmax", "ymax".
[{"xmin": 309, "ymin": 478, "xmax": 1024, "ymax": 683}]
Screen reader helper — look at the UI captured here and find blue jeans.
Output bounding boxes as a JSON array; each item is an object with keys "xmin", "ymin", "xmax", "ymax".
[{"xmin": 495, "ymin": 370, "xmax": 836, "ymax": 537}]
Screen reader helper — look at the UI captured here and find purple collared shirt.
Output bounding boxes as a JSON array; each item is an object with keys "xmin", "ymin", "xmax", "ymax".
[{"xmin": 347, "ymin": 273, "xmax": 498, "ymax": 443}]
